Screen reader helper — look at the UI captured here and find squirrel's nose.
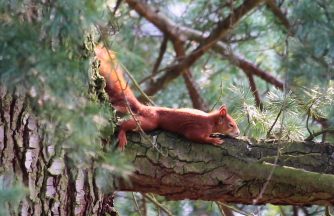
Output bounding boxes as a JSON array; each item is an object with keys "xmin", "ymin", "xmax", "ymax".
[{"xmin": 235, "ymin": 130, "xmax": 240, "ymax": 137}]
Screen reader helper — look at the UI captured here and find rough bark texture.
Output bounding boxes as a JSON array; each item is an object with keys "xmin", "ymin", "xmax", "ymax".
[
  {"xmin": 117, "ymin": 132, "xmax": 334, "ymax": 205},
  {"xmin": 0, "ymin": 89, "xmax": 116, "ymax": 215}
]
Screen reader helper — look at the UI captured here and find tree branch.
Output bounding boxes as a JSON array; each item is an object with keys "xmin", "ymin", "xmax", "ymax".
[
  {"xmin": 232, "ymin": 53, "xmax": 284, "ymax": 90},
  {"xmin": 125, "ymin": 0, "xmax": 184, "ymax": 40},
  {"xmin": 176, "ymin": 0, "xmax": 266, "ymax": 68},
  {"xmin": 245, "ymin": 72, "xmax": 263, "ymax": 109},
  {"xmin": 265, "ymin": 0, "xmax": 290, "ymax": 30},
  {"xmin": 175, "ymin": 26, "xmax": 285, "ymax": 90},
  {"xmin": 117, "ymin": 132, "xmax": 334, "ymax": 205},
  {"xmin": 125, "ymin": 0, "xmax": 266, "ymax": 96},
  {"xmin": 126, "ymin": 0, "xmax": 283, "ymax": 95},
  {"xmin": 151, "ymin": 35, "xmax": 168, "ymax": 76},
  {"xmin": 172, "ymin": 40, "xmax": 209, "ymax": 111},
  {"xmin": 305, "ymin": 129, "xmax": 334, "ymax": 141}
]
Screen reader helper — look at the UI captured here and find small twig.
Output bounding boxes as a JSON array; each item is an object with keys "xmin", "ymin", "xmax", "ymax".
[
  {"xmin": 132, "ymin": 192, "xmax": 144, "ymax": 216},
  {"xmin": 255, "ymin": 99, "xmax": 286, "ymax": 205},
  {"xmin": 245, "ymin": 72, "xmax": 263, "ymax": 110},
  {"xmin": 305, "ymin": 129, "xmax": 334, "ymax": 141},
  {"xmin": 103, "ymin": 48, "xmax": 144, "ymax": 132},
  {"xmin": 253, "ymin": 150, "xmax": 280, "ymax": 205},
  {"xmin": 115, "ymin": 62, "xmax": 168, "ymax": 155},
  {"xmin": 266, "ymin": 108, "xmax": 282, "ymax": 138},
  {"xmin": 215, "ymin": 201, "xmax": 235, "ymax": 216},
  {"xmin": 141, "ymin": 194, "xmax": 147, "ymax": 216},
  {"xmin": 118, "ymin": 62, "xmax": 156, "ymax": 106},
  {"xmin": 306, "ymin": 109, "xmax": 312, "ymax": 137},
  {"xmin": 151, "ymin": 35, "xmax": 168, "ymax": 75},
  {"xmin": 326, "ymin": 206, "xmax": 333, "ymax": 216},
  {"xmin": 300, "ymin": 207, "xmax": 309, "ymax": 216},
  {"xmin": 172, "ymin": 39, "xmax": 208, "ymax": 111},
  {"xmin": 113, "ymin": 0, "xmax": 123, "ymax": 15},
  {"xmin": 305, "ymin": 100, "xmax": 317, "ymax": 138},
  {"xmin": 143, "ymin": 193, "xmax": 173, "ymax": 216},
  {"xmin": 217, "ymin": 201, "xmax": 251, "ymax": 216},
  {"xmin": 279, "ymin": 206, "xmax": 288, "ymax": 216},
  {"xmin": 138, "ymin": 74, "xmax": 154, "ymax": 85},
  {"xmin": 215, "ymin": 202, "xmax": 225, "ymax": 216}
]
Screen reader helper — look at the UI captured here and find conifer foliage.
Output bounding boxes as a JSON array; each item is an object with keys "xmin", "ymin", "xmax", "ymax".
[{"xmin": 1, "ymin": 0, "xmax": 334, "ymax": 215}]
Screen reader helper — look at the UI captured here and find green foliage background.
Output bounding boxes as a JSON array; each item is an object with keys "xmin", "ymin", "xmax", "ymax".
[{"xmin": 1, "ymin": 0, "xmax": 334, "ymax": 215}]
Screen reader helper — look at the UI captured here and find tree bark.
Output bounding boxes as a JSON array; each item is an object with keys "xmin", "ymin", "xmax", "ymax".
[
  {"xmin": 172, "ymin": 40, "xmax": 209, "ymax": 111},
  {"xmin": 0, "ymin": 89, "xmax": 117, "ymax": 215},
  {"xmin": 117, "ymin": 132, "xmax": 334, "ymax": 205}
]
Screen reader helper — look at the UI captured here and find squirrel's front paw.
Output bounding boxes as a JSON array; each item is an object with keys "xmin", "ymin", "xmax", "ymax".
[
  {"xmin": 118, "ymin": 131, "xmax": 127, "ymax": 151},
  {"xmin": 211, "ymin": 138, "xmax": 224, "ymax": 146}
]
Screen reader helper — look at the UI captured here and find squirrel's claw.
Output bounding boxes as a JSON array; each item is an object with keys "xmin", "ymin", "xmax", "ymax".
[{"xmin": 118, "ymin": 130, "xmax": 127, "ymax": 151}]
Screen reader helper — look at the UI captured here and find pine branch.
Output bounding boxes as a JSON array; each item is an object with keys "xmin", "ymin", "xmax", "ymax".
[
  {"xmin": 143, "ymin": 193, "xmax": 173, "ymax": 216},
  {"xmin": 113, "ymin": 0, "xmax": 123, "ymax": 15},
  {"xmin": 151, "ymin": 35, "xmax": 168, "ymax": 76},
  {"xmin": 305, "ymin": 129, "xmax": 334, "ymax": 141},
  {"xmin": 180, "ymin": 27, "xmax": 284, "ymax": 90},
  {"xmin": 124, "ymin": 0, "xmax": 181, "ymax": 40},
  {"xmin": 176, "ymin": 0, "xmax": 266, "ymax": 67},
  {"xmin": 132, "ymin": 193, "xmax": 144, "ymax": 216},
  {"xmin": 172, "ymin": 40, "xmax": 209, "ymax": 111},
  {"xmin": 265, "ymin": 0, "xmax": 290, "ymax": 30},
  {"xmin": 245, "ymin": 72, "xmax": 263, "ymax": 109},
  {"xmin": 125, "ymin": 0, "xmax": 266, "ymax": 96},
  {"xmin": 230, "ymin": 55, "xmax": 284, "ymax": 90}
]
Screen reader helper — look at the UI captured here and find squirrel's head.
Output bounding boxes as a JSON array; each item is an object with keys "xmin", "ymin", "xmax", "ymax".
[{"xmin": 214, "ymin": 105, "xmax": 240, "ymax": 138}]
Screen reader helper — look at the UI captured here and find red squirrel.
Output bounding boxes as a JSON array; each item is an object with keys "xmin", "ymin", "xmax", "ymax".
[{"xmin": 95, "ymin": 45, "xmax": 240, "ymax": 150}]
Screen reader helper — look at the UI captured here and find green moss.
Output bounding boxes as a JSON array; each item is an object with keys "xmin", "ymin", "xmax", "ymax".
[
  {"xmin": 182, "ymin": 161, "xmax": 206, "ymax": 173},
  {"xmin": 88, "ymin": 59, "xmax": 109, "ymax": 103}
]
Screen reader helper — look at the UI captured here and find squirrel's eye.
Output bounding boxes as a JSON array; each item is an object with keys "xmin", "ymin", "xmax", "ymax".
[{"xmin": 229, "ymin": 123, "xmax": 234, "ymax": 128}]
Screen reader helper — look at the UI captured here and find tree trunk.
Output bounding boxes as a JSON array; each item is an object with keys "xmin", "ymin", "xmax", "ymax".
[
  {"xmin": 0, "ymin": 88, "xmax": 117, "ymax": 215},
  {"xmin": 117, "ymin": 132, "xmax": 334, "ymax": 205}
]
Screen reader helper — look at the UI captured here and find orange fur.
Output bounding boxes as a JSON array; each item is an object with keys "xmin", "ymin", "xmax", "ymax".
[{"xmin": 95, "ymin": 46, "xmax": 240, "ymax": 150}]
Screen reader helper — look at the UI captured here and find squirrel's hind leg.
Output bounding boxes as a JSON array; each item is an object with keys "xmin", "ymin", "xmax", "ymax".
[{"xmin": 118, "ymin": 116, "xmax": 158, "ymax": 150}]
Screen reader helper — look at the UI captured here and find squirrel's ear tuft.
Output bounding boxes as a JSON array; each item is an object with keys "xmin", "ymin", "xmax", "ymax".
[{"xmin": 219, "ymin": 105, "xmax": 227, "ymax": 117}]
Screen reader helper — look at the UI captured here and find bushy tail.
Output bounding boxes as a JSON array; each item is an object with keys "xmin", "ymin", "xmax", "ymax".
[{"xmin": 94, "ymin": 45, "xmax": 142, "ymax": 113}]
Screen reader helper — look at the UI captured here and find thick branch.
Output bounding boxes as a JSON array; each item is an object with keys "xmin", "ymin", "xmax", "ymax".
[
  {"xmin": 117, "ymin": 132, "xmax": 334, "ymax": 205},
  {"xmin": 126, "ymin": 0, "xmax": 266, "ymax": 96},
  {"xmin": 266, "ymin": 0, "xmax": 290, "ymax": 30},
  {"xmin": 179, "ymin": 27, "xmax": 284, "ymax": 90},
  {"xmin": 126, "ymin": 0, "xmax": 283, "ymax": 94},
  {"xmin": 172, "ymin": 40, "xmax": 209, "ymax": 111},
  {"xmin": 177, "ymin": 0, "xmax": 266, "ymax": 68},
  {"xmin": 125, "ymin": 0, "xmax": 183, "ymax": 40}
]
